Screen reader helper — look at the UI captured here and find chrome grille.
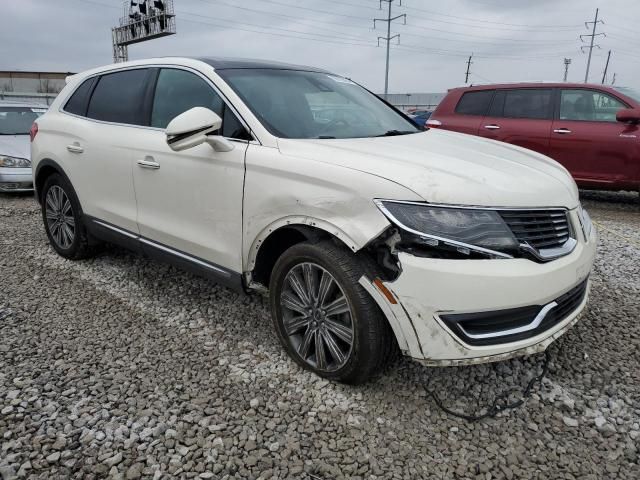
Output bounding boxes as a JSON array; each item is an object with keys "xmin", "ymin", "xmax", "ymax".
[{"xmin": 499, "ymin": 209, "xmax": 572, "ymax": 250}]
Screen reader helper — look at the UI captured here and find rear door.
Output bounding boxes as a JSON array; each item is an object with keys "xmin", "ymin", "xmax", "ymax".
[
  {"xmin": 549, "ymin": 88, "xmax": 638, "ymax": 187},
  {"xmin": 60, "ymin": 68, "xmax": 151, "ymax": 233},
  {"xmin": 434, "ymin": 89, "xmax": 494, "ymax": 135},
  {"xmin": 478, "ymin": 88, "xmax": 554, "ymax": 155}
]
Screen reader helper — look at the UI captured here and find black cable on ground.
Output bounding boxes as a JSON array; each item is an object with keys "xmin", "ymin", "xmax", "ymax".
[{"xmin": 423, "ymin": 350, "xmax": 551, "ymax": 422}]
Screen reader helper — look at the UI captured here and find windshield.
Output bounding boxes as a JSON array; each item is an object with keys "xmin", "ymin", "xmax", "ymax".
[
  {"xmin": 219, "ymin": 69, "xmax": 420, "ymax": 139},
  {"xmin": 613, "ymin": 87, "xmax": 640, "ymax": 104},
  {"xmin": 0, "ymin": 106, "xmax": 45, "ymax": 135}
]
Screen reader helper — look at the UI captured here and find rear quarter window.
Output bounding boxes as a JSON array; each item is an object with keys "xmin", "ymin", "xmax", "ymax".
[
  {"xmin": 87, "ymin": 69, "xmax": 149, "ymax": 125},
  {"xmin": 64, "ymin": 77, "xmax": 96, "ymax": 117},
  {"xmin": 454, "ymin": 90, "xmax": 494, "ymax": 115}
]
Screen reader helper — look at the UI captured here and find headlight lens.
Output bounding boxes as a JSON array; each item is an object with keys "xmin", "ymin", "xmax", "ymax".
[
  {"xmin": 579, "ymin": 205, "xmax": 592, "ymax": 240},
  {"xmin": 0, "ymin": 156, "xmax": 31, "ymax": 168},
  {"xmin": 376, "ymin": 200, "xmax": 519, "ymax": 255}
]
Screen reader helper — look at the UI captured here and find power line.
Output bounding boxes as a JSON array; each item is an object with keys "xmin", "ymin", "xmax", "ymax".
[
  {"xmin": 192, "ymin": 0, "xmax": 580, "ymax": 45},
  {"xmin": 69, "ymin": 0, "xmax": 590, "ymax": 69},
  {"xmin": 374, "ymin": 0, "xmax": 406, "ymax": 98},
  {"xmin": 295, "ymin": 0, "xmax": 581, "ymax": 32},
  {"xmin": 400, "ymin": 3, "xmax": 582, "ymax": 29},
  {"xmin": 580, "ymin": 8, "xmax": 605, "ymax": 83}
]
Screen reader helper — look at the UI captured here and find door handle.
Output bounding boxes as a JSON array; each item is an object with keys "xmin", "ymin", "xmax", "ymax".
[
  {"xmin": 553, "ymin": 128, "xmax": 572, "ymax": 134},
  {"xmin": 484, "ymin": 125, "xmax": 500, "ymax": 130},
  {"xmin": 66, "ymin": 143, "xmax": 84, "ymax": 154},
  {"xmin": 137, "ymin": 158, "xmax": 160, "ymax": 170}
]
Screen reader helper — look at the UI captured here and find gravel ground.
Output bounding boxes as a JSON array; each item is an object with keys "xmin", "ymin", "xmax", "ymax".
[{"xmin": 0, "ymin": 191, "xmax": 638, "ymax": 480}]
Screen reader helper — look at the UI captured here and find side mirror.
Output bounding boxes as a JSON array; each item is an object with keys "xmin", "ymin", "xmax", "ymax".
[
  {"xmin": 616, "ymin": 107, "xmax": 640, "ymax": 125},
  {"xmin": 165, "ymin": 107, "xmax": 234, "ymax": 152}
]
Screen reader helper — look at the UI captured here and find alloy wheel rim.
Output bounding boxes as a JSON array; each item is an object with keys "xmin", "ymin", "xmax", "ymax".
[
  {"xmin": 45, "ymin": 185, "xmax": 75, "ymax": 249},
  {"xmin": 280, "ymin": 262, "xmax": 354, "ymax": 372}
]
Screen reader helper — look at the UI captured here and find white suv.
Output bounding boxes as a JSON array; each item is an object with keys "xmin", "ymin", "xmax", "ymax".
[{"xmin": 31, "ymin": 57, "xmax": 597, "ymax": 383}]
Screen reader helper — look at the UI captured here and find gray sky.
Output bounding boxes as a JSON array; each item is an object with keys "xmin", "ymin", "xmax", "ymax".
[{"xmin": 3, "ymin": 0, "xmax": 639, "ymax": 92}]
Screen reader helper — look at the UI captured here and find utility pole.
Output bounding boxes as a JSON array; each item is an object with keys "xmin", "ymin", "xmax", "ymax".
[
  {"xmin": 581, "ymin": 8, "xmax": 605, "ymax": 83},
  {"xmin": 465, "ymin": 54, "xmax": 473, "ymax": 84},
  {"xmin": 563, "ymin": 58, "xmax": 572, "ymax": 82},
  {"xmin": 602, "ymin": 50, "xmax": 611, "ymax": 84},
  {"xmin": 374, "ymin": 0, "xmax": 406, "ymax": 99},
  {"xmin": 611, "ymin": 73, "xmax": 616, "ymax": 85}
]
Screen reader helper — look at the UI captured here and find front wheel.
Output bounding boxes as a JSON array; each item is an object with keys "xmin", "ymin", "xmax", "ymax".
[{"xmin": 269, "ymin": 241, "xmax": 395, "ymax": 384}]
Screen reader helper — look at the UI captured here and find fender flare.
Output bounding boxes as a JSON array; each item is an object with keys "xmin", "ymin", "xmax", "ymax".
[
  {"xmin": 246, "ymin": 215, "xmax": 361, "ymax": 272},
  {"xmin": 34, "ymin": 158, "xmax": 72, "ymax": 204}
]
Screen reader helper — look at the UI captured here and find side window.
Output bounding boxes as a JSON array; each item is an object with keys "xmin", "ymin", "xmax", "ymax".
[
  {"xmin": 222, "ymin": 106, "xmax": 252, "ymax": 140},
  {"xmin": 455, "ymin": 90, "xmax": 494, "ymax": 116},
  {"xmin": 64, "ymin": 77, "xmax": 95, "ymax": 117},
  {"xmin": 151, "ymin": 69, "xmax": 224, "ymax": 129},
  {"xmin": 87, "ymin": 69, "xmax": 149, "ymax": 125},
  {"xmin": 501, "ymin": 89, "xmax": 552, "ymax": 120},
  {"xmin": 560, "ymin": 89, "xmax": 626, "ymax": 122}
]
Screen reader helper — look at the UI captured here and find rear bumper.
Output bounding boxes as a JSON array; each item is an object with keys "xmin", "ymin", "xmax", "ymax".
[
  {"xmin": 0, "ymin": 167, "xmax": 33, "ymax": 192},
  {"xmin": 365, "ymin": 211, "xmax": 597, "ymax": 365}
]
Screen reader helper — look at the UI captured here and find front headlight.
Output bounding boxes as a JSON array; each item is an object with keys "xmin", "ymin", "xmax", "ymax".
[
  {"xmin": 375, "ymin": 200, "xmax": 519, "ymax": 257},
  {"xmin": 579, "ymin": 205, "xmax": 593, "ymax": 240},
  {"xmin": 0, "ymin": 156, "xmax": 31, "ymax": 168}
]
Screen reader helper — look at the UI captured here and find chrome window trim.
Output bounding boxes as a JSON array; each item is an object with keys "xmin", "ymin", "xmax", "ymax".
[
  {"xmin": 374, "ymin": 199, "xmax": 578, "ymax": 261},
  {"xmin": 58, "ymin": 64, "xmax": 261, "ymax": 145},
  {"xmin": 456, "ymin": 301, "xmax": 558, "ymax": 340}
]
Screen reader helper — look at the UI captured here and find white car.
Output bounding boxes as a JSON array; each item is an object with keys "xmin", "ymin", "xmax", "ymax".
[
  {"xmin": 0, "ymin": 102, "xmax": 46, "ymax": 192},
  {"xmin": 31, "ymin": 58, "xmax": 597, "ymax": 383}
]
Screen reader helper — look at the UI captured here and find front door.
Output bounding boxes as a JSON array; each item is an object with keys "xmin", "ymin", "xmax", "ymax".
[
  {"xmin": 132, "ymin": 67, "xmax": 251, "ymax": 275},
  {"xmin": 549, "ymin": 88, "xmax": 638, "ymax": 187}
]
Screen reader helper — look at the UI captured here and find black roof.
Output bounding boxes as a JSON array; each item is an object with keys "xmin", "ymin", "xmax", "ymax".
[{"xmin": 197, "ymin": 57, "xmax": 331, "ymax": 73}]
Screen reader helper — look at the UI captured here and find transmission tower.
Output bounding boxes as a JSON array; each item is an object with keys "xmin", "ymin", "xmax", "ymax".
[
  {"xmin": 580, "ymin": 8, "xmax": 605, "ymax": 83},
  {"xmin": 374, "ymin": 0, "xmax": 406, "ymax": 99},
  {"xmin": 112, "ymin": 0, "xmax": 177, "ymax": 63}
]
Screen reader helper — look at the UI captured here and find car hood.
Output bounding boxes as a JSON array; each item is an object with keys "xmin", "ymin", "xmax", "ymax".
[
  {"xmin": 277, "ymin": 129, "xmax": 579, "ymax": 209},
  {"xmin": 0, "ymin": 134, "xmax": 30, "ymax": 160}
]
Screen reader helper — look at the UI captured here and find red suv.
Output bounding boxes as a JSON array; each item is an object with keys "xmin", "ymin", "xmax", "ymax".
[{"xmin": 429, "ymin": 83, "xmax": 640, "ymax": 192}]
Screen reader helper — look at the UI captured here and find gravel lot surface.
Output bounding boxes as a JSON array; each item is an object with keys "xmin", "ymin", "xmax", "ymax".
[{"xmin": 1, "ymin": 191, "xmax": 638, "ymax": 480}]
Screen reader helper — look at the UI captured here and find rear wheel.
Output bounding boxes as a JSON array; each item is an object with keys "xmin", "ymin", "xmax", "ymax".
[
  {"xmin": 270, "ymin": 241, "xmax": 395, "ymax": 384},
  {"xmin": 41, "ymin": 173, "xmax": 94, "ymax": 259}
]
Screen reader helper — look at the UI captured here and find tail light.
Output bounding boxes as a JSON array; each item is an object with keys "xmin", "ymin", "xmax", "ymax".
[
  {"xmin": 426, "ymin": 119, "xmax": 442, "ymax": 128},
  {"xmin": 29, "ymin": 122, "xmax": 39, "ymax": 142}
]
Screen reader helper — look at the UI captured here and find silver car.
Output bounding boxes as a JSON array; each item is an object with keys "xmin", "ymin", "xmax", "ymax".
[{"xmin": 0, "ymin": 102, "xmax": 47, "ymax": 192}]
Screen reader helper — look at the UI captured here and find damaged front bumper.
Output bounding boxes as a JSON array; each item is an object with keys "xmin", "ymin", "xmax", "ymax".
[{"xmin": 361, "ymin": 222, "xmax": 597, "ymax": 366}]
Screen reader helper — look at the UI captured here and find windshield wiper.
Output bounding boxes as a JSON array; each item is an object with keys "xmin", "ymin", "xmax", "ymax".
[{"xmin": 374, "ymin": 130, "xmax": 417, "ymax": 137}]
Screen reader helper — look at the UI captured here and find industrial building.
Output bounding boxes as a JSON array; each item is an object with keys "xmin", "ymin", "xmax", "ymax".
[{"xmin": 0, "ymin": 71, "xmax": 73, "ymax": 105}]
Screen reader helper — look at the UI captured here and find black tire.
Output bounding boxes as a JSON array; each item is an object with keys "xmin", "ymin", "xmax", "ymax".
[
  {"xmin": 41, "ymin": 173, "xmax": 94, "ymax": 260},
  {"xmin": 269, "ymin": 240, "xmax": 395, "ymax": 384}
]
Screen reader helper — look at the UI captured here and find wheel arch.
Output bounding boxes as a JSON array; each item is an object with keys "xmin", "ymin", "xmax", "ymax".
[
  {"xmin": 34, "ymin": 159, "xmax": 72, "ymax": 205},
  {"xmin": 246, "ymin": 217, "xmax": 364, "ymax": 288}
]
